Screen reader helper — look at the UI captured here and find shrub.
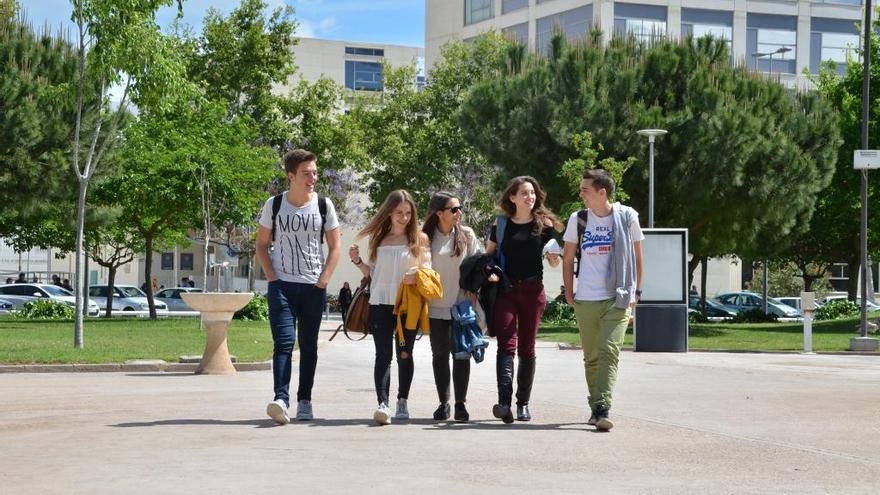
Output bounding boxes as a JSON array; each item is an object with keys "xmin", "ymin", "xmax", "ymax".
[
  {"xmin": 542, "ymin": 299, "xmax": 576, "ymax": 325},
  {"xmin": 15, "ymin": 299, "xmax": 75, "ymax": 319},
  {"xmin": 814, "ymin": 299, "xmax": 859, "ymax": 321},
  {"xmin": 731, "ymin": 308, "xmax": 778, "ymax": 323},
  {"xmin": 688, "ymin": 311, "xmax": 709, "ymax": 324},
  {"xmin": 234, "ymin": 293, "xmax": 267, "ymax": 321}
]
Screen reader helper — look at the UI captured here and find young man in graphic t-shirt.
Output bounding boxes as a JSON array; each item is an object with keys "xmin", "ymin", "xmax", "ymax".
[
  {"xmin": 562, "ymin": 168, "xmax": 644, "ymax": 431},
  {"xmin": 256, "ymin": 149, "xmax": 341, "ymax": 425}
]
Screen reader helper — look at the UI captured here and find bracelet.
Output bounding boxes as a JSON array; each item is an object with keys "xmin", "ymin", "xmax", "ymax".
[{"xmin": 352, "ymin": 257, "xmax": 363, "ymax": 266}]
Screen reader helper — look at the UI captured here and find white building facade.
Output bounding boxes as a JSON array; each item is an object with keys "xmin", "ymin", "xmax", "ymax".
[{"xmin": 427, "ymin": 0, "xmax": 863, "ymax": 88}]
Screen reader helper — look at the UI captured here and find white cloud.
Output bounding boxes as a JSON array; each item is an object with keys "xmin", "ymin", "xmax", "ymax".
[
  {"xmin": 296, "ymin": 19, "xmax": 316, "ymax": 38},
  {"xmin": 317, "ymin": 17, "xmax": 337, "ymax": 31}
]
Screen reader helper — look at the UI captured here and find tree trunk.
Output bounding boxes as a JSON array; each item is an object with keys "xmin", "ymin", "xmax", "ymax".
[
  {"xmin": 803, "ymin": 276, "xmax": 815, "ymax": 293},
  {"xmin": 700, "ymin": 256, "xmax": 708, "ymax": 313},
  {"xmin": 145, "ymin": 234, "xmax": 157, "ymax": 320},
  {"xmin": 104, "ymin": 266, "xmax": 117, "ymax": 318},
  {"xmin": 203, "ymin": 234, "xmax": 210, "ymax": 292},
  {"xmin": 847, "ymin": 258, "xmax": 859, "ymax": 300},
  {"xmin": 74, "ymin": 178, "xmax": 88, "ymax": 348},
  {"xmin": 687, "ymin": 255, "xmax": 701, "ymax": 288}
]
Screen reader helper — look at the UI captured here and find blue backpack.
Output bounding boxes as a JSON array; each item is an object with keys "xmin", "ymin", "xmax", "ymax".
[{"xmin": 451, "ymin": 300, "xmax": 490, "ymax": 363}]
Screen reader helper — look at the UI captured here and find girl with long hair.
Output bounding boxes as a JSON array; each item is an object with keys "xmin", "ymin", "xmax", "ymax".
[
  {"xmin": 422, "ymin": 191, "xmax": 483, "ymax": 422},
  {"xmin": 486, "ymin": 176, "xmax": 563, "ymax": 424},
  {"xmin": 350, "ymin": 190, "xmax": 431, "ymax": 425}
]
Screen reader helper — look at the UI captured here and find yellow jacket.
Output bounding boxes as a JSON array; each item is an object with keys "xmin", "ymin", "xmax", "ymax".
[{"xmin": 394, "ymin": 268, "xmax": 443, "ymax": 342}]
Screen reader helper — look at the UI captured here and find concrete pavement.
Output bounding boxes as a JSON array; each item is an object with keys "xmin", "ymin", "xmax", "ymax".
[{"xmin": 1, "ymin": 323, "xmax": 879, "ymax": 494}]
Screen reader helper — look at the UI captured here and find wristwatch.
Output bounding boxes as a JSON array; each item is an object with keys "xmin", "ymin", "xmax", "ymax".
[{"xmin": 635, "ymin": 289, "xmax": 642, "ymax": 296}]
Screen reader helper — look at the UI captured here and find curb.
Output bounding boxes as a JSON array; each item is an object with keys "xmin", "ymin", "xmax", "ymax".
[
  {"xmin": 555, "ymin": 343, "xmax": 880, "ymax": 356},
  {"xmin": 0, "ymin": 360, "xmax": 272, "ymax": 374}
]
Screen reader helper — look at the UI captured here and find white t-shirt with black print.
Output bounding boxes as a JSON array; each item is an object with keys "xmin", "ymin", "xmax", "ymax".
[
  {"xmin": 562, "ymin": 208, "xmax": 644, "ymax": 301},
  {"xmin": 258, "ymin": 193, "xmax": 339, "ymax": 284}
]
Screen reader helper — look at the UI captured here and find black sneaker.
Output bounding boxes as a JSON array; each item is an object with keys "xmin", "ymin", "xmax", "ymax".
[
  {"xmin": 492, "ymin": 404, "xmax": 514, "ymax": 424},
  {"xmin": 594, "ymin": 406, "xmax": 613, "ymax": 431},
  {"xmin": 454, "ymin": 402, "xmax": 469, "ymax": 422},
  {"xmin": 587, "ymin": 409, "xmax": 598, "ymax": 426},
  {"xmin": 433, "ymin": 402, "xmax": 450, "ymax": 421}
]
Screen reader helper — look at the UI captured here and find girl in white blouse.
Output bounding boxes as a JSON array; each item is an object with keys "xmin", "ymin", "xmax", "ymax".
[{"xmin": 350, "ymin": 190, "xmax": 430, "ymax": 425}]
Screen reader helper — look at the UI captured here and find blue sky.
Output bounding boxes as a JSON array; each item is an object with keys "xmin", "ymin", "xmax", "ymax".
[{"xmin": 20, "ymin": 0, "xmax": 426, "ymax": 47}]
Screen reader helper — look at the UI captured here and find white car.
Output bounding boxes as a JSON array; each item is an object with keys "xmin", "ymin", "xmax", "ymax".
[
  {"xmin": 0, "ymin": 297, "xmax": 14, "ymax": 314},
  {"xmin": 88, "ymin": 284, "xmax": 168, "ymax": 312},
  {"xmin": 0, "ymin": 283, "xmax": 100, "ymax": 316},
  {"xmin": 822, "ymin": 295, "xmax": 880, "ymax": 312},
  {"xmin": 155, "ymin": 287, "xmax": 204, "ymax": 311}
]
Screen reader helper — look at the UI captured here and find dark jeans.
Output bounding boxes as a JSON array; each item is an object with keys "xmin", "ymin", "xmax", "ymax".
[
  {"xmin": 371, "ymin": 304, "xmax": 418, "ymax": 405},
  {"xmin": 493, "ymin": 279, "xmax": 547, "ymax": 358},
  {"xmin": 267, "ymin": 280, "xmax": 326, "ymax": 406},
  {"xmin": 428, "ymin": 318, "xmax": 470, "ymax": 404}
]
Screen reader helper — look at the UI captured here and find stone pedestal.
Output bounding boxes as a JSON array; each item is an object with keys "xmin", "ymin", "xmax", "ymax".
[
  {"xmin": 850, "ymin": 337, "xmax": 879, "ymax": 352},
  {"xmin": 181, "ymin": 293, "xmax": 253, "ymax": 374}
]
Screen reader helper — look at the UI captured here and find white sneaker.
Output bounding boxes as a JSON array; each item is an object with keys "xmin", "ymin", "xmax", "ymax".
[
  {"xmin": 295, "ymin": 400, "xmax": 313, "ymax": 421},
  {"xmin": 373, "ymin": 403, "xmax": 392, "ymax": 425},
  {"xmin": 394, "ymin": 398, "xmax": 409, "ymax": 420},
  {"xmin": 266, "ymin": 399, "xmax": 290, "ymax": 425}
]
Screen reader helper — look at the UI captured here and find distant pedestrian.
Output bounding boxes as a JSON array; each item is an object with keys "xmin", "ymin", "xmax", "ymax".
[
  {"xmin": 338, "ymin": 282, "xmax": 352, "ymax": 320},
  {"xmin": 181, "ymin": 277, "xmax": 190, "ymax": 287},
  {"xmin": 52, "ymin": 275, "xmax": 61, "ymax": 286},
  {"xmin": 690, "ymin": 285, "xmax": 698, "ymax": 295},
  {"xmin": 4, "ymin": 277, "xmax": 12, "ymax": 284},
  {"xmin": 15, "ymin": 272, "xmax": 26, "ymax": 283},
  {"xmin": 61, "ymin": 279, "xmax": 73, "ymax": 291}
]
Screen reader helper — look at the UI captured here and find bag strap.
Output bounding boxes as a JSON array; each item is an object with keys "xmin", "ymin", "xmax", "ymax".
[
  {"xmin": 575, "ymin": 209, "xmax": 589, "ymax": 275},
  {"xmin": 270, "ymin": 193, "xmax": 283, "ymax": 245},
  {"xmin": 318, "ymin": 196, "xmax": 327, "ymax": 245},
  {"xmin": 495, "ymin": 215, "xmax": 507, "ymax": 270}
]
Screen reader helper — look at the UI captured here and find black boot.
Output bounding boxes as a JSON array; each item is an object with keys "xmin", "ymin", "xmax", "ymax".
[
  {"xmin": 515, "ymin": 356, "xmax": 536, "ymax": 421},
  {"xmin": 492, "ymin": 354, "xmax": 515, "ymax": 424}
]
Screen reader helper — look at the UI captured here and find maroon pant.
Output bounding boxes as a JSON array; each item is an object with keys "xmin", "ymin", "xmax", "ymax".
[{"xmin": 493, "ymin": 280, "xmax": 547, "ymax": 358}]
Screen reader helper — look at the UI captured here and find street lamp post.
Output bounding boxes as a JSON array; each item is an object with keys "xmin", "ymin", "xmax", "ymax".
[{"xmin": 636, "ymin": 129, "xmax": 668, "ymax": 228}]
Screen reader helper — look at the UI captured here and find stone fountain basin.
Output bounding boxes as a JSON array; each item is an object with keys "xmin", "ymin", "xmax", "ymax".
[{"xmin": 181, "ymin": 292, "xmax": 253, "ymax": 321}]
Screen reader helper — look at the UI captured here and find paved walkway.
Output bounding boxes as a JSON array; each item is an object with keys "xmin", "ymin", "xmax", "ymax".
[{"xmin": 1, "ymin": 322, "xmax": 879, "ymax": 494}]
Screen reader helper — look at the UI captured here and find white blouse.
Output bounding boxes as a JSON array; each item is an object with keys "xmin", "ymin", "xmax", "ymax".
[{"xmin": 369, "ymin": 245, "xmax": 431, "ymax": 306}]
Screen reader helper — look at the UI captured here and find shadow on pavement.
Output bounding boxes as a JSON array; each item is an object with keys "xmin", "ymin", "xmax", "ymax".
[
  {"xmin": 425, "ymin": 420, "xmax": 592, "ymax": 432},
  {"xmin": 110, "ymin": 419, "xmax": 273, "ymax": 428}
]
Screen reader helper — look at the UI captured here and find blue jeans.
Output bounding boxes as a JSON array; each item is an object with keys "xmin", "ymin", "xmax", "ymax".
[{"xmin": 267, "ymin": 280, "xmax": 326, "ymax": 406}]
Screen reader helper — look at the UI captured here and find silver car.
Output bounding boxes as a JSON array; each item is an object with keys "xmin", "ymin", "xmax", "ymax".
[
  {"xmin": 0, "ymin": 283, "xmax": 100, "ymax": 316},
  {"xmin": 0, "ymin": 297, "xmax": 14, "ymax": 314},
  {"xmin": 155, "ymin": 287, "xmax": 204, "ymax": 311},
  {"xmin": 88, "ymin": 284, "xmax": 167, "ymax": 312}
]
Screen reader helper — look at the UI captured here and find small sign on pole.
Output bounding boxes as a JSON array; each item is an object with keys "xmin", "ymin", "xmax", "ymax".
[{"xmin": 853, "ymin": 150, "xmax": 880, "ymax": 169}]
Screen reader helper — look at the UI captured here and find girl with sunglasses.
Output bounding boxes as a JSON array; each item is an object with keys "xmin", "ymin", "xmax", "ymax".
[{"xmin": 421, "ymin": 192, "xmax": 483, "ymax": 422}]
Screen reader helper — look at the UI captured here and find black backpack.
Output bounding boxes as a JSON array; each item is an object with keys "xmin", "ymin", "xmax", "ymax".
[
  {"xmin": 270, "ymin": 194, "xmax": 327, "ymax": 247},
  {"xmin": 573, "ymin": 209, "xmax": 589, "ymax": 275}
]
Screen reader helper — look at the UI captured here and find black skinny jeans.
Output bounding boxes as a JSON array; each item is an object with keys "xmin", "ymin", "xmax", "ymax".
[
  {"xmin": 428, "ymin": 318, "xmax": 470, "ymax": 404},
  {"xmin": 370, "ymin": 304, "xmax": 418, "ymax": 405}
]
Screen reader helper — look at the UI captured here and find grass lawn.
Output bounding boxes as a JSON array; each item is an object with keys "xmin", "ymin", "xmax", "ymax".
[
  {"xmin": 0, "ymin": 317, "xmax": 274, "ymax": 364},
  {"xmin": 537, "ymin": 313, "xmax": 880, "ymax": 352}
]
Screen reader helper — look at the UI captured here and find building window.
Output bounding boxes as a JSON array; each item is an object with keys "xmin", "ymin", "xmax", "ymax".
[
  {"xmin": 614, "ymin": 4, "xmax": 667, "ymax": 45},
  {"xmin": 811, "ymin": 18, "xmax": 860, "ymax": 75},
  {"xmin": 681, "ymin": 9, "xmax": 733, "ymax": 55},
  {"xmin": 747, "ymin": 14, "xmax": 797, "ymax": 74},
  {"xmin": 465, "ymin": 0, "xmax": 494, "ymax": 26},
  {"xmin": 180, "ymin": 253, "xmax": 194, "ymax": 271},
  {"xmin": 161, "ymin": 252, "xmax": 174, "ymax": 270},
  {"xmin": 502, "ymin": 0, "xmax": 527, "ymax": 14},
  {"xmin": 503, "ymin": 22, "xmax": 528, "ymax": 46},
  {"xmin": 345, "ymin": 46, "xmax": 384, "ymax": 57},
  {"xmin": 536, "ymin": 5, "xmax": 592, "ymax": 56},
  {"xmin": 345, "ymin": 61, "xmax": 383, "ymax": 91}
]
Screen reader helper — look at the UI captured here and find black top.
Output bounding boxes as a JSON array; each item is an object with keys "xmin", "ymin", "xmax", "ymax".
[{"xmin": 490, "ymin": 219, "xmax": 554, "ymax": 281}]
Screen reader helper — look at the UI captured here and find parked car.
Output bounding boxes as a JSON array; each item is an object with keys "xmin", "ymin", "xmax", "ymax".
[
  {"xmin": 88, "ymin": 284, "xmax": 167, "ymax": 312},
  {"xmin": 714, "ymin": 291, "xmax": 800, "ymax": 318},
  {"xmin": 0, "ymin": 283, "xmax": 100, "ymax": 316},
  {"xmin": 821, "ymin": 295, "xmax": 880, "ymax": 312},
  {"xmin": 688, "ymin": 295, "xmax": 737, "ymax": 318},
  {"xmin": 0, "ymin": 297, "xmax": 14, "ymax": 314},
  {"xmin": 776, "ymin": 297, "xmax": 823, "ymax": 314},
  {"xmin": 154, "ymin": 287, "xmax": 204, "ymax": 311}
]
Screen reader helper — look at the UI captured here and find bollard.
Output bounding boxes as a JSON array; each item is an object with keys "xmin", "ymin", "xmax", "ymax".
[{"xmin": 803, "ymin": 309, "xmax": 813, "ymax": 353}]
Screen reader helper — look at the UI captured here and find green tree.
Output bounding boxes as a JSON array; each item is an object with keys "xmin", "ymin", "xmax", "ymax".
[
  {"xmin": 67, "ymin": 0, "xmax": 190, "ymax": 346},
  {"xmin": 348, "ymin": 33, "xmax": 512, "ymax": 234},
  {"xmin": 460, "ymin": 33, "xmax": 840, "ymax": 285}
]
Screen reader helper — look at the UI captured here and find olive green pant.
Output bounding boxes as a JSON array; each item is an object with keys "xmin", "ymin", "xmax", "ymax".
[{"xmin": 572, "ymin": 299, "xmax": 630, "ymax": 410}]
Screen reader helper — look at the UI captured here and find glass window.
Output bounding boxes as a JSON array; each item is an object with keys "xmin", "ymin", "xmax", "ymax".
[
  {"xmin": 757, "ymin": 29, "xmax": 796, "ymax": 59},
  {"xmin": 345, "ymin": 61, "xmax": 384, "ymax": 91},
  {"xmin": 502, "ymin": 0, "xmax": 527, "ymax": 14},
  {"xmin": 464, "ymin": 0, "xmax": 494, "ymax": 26},
  {"xmin": 345, "ymin": 47, "xmax": 385, "ymax": 57},
  {"xmin": 88, "ymin": 287, "xmax": 107, "ymax": 297},
  {"xmin": 821, "ymin": 32, "xmax": 859, "ymax": 64},
  {"xmin": 161, "ymin": 252, "xmax": 174, "ymax": 270},
  {"xmin": 620, "ymin": 18, "xmax": 667, "ymax": 44},
  {"xmin": 180, "ymin": 253, "xmax": 194, "ymax": 271},
  {"xmin": 503, "ymin": 22, "xmax": 528, "ymax": 46},
  {"xmin": 536, "ymin": 6, "xmax": 592, "ymax": 56},
  {"xmin": 120, "ymin": 286, "xmax": 145, "ymax": 297}
]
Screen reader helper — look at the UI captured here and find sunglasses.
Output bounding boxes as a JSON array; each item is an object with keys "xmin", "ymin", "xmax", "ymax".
[{"xmin": 441, "ymin": 206, "xmax": 464, "ymax": 214}]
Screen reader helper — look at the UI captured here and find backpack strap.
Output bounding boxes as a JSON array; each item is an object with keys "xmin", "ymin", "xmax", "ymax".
[
  {"xmin": 270, "ymin": 193, "xmax": 284, "ymax": 245},
  {"xmin": 318, "ymin": 196, "xmax": 327, "ymax": 245},
  {"xmin": 495, "ymin": 215, "xmax": 507, "ymax": 270},
  {"xmin": 575, "ymin": 209, "xmax": 589, "ymax": 276}
]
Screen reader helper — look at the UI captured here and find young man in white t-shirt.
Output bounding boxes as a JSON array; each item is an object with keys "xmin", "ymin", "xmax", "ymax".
[
  {"xmin": 256, "ymin": 149, "xmax": 341, "ymax": 425},
  {"xmin": 562, "ymin": 168, "xmax": 644, "ymax": 431}
]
